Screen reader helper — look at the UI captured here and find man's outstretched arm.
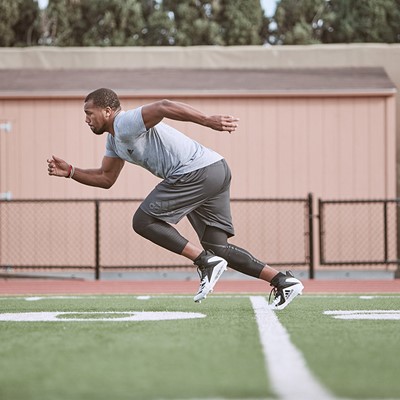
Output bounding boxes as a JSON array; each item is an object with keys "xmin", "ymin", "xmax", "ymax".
[
  {"xmin": 47, "ymin": 155, "xmax": 124, "ymax": 189},
  {"xmin": 141, "ymin": 99, "xmax": 239, "ymax": 133}
]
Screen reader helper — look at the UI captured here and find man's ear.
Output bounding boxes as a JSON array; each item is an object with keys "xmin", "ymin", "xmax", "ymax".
[{"xmin": 105, "ymin": 107, "xmax": 112, "ymax": 118}]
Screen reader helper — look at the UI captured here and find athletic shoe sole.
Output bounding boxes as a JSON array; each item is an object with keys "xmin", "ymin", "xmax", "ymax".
[
  {"xmin": 270, "ymin": 282, "xmax": 304, "ymax": 311},
  {"xmin": 194, "ymin": 258, "xmax": 227, "ymax": 303}
]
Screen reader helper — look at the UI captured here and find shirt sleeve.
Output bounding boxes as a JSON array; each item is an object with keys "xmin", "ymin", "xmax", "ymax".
[
  {"xmin": 105, "ymin": 134, "xmax": 119, "ymax": 158},
  {"xmin": 117, "ymin": 107, "xmax": 147, "ymax": 141}
]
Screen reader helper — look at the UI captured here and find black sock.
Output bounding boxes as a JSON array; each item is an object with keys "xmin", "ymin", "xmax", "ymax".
[
  {"xmin": 271, "ymin": 272, "xmax": 286, "ymax": 287},
  {"xmin": 194, "ymin": 250, "xmax": 206, "ymax": 264}
]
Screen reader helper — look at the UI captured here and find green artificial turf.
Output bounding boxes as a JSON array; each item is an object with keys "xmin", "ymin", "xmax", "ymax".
[
  {"xmin": 0, "ymin": 296, "xmax": 270, "ymax": 400},
  {"xmin": 0, "ymin": 294, "xmax": 399, "ymax": 400},
  {"xmin": 278, "ymin": 295, "xmax": 400, "ymax": 399}
]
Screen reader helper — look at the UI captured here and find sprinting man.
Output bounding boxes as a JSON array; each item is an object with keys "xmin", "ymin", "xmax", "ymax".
[{"xmin": 47, "ymin": 88, "xmax": 303, "ymax": 309}]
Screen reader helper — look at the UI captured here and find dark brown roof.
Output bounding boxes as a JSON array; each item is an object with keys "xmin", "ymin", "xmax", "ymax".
[{"xmin": 0, "ymin": 67, "xmax": 396, "ymax": 97}]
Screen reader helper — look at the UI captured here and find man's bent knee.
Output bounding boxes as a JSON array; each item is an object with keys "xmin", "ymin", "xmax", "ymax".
[{"xmin": 132, "ymin": 207, "xmax": 153, "ymax": 236}]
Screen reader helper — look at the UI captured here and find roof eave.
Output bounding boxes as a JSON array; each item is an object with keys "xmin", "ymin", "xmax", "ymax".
[{"xmin": 0, "ymin": 88, "xmax": 396, "ymax": 100}]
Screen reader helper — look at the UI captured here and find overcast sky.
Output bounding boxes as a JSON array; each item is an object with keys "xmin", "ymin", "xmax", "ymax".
[
  {"xmin": 37, "ymin": 0, "xmax": 278, "ymax": 16},
  {"xmin": 261, "ymin": 0, "xmax": 278, "ymax": 16}
]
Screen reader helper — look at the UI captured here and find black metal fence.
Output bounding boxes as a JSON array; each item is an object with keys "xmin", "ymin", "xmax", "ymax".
[
  {"xmin": 3, "ymin": 196, "xmax": 400, "ymax": 280},
  {"xmin": 319, "ymin": 199, "xmax": 400, "ymax": 267},
  {"xmin": 0, "ymin": 196, "xmax": 314, "ymax": 279}
]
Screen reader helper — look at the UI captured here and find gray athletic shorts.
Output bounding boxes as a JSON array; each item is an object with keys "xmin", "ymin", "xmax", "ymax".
[{"xmin": 140, "ymin": 159, "xmax": 235, "ymax": 239}]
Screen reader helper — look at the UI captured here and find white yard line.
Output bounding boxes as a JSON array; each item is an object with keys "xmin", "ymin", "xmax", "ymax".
[
  {"xmin": 1, "ymin": 294, "xmax": 400, "ymax": 301},
  {"xmin": 250, "ymin": 296, "xmax": 336, "ymax": 400}
]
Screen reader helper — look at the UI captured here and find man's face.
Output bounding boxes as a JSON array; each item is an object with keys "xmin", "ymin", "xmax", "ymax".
[{"xmin": 84, "ymin": 100, "xmax": 110, "ymax": 135}]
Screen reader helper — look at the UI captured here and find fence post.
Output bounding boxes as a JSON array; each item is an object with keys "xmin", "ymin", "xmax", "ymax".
[
  {"xmin": 95, "ymin": 200, "xmax": 100, "ymax": 280},
  {"xmin": 308, "ymin": 193, "xmax": 315, "ymax": 279},
  {"xmin": 383, "ymin": 201, "xmax": 388, "ymax": 263},
  {"xmin": 318, "ymin": 198, "xmax": 324, "ymax": 266},
  {"xmin": 396, "ymin": 199, "xmax": 400, "ymax": 279}
]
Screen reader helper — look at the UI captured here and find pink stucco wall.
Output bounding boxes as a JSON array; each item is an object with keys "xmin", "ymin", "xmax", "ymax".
[
  {"xmin": 0, "ymin": 93, "xmax": 396, "ymax": 200},
  {"xmin": 0, "ymin": 92, "xmax": 396, "ymax": 270}
]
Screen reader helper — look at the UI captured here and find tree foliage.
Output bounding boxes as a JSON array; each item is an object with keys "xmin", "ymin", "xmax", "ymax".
[
  {"xmin": 325, "ymin": 0, "xmax": 400, "ymax": 43},
  {"xmin": 268, "ymin": 0, "xmax": 400, "ymax": 45},
  {"xmin": 1, "ymin": 0, "xmax": 399, "ymax": 46},
  {"xmin": 0, "ymin": 0, "xmax": 19, "ymax": 46},
  {"xmin": 219, "ymin": 0, "xmax": 264, "ymax": 45},
  {"xmin": 14, "ymin": 0, "xmax": 41, "ymax": 46},
  {"xmin": 44, "ymin": 0, "xmax": 146, "ymax": 46},
  {"xmin": 0, "ymin": 0, "xmax": 41, "ymax": 46},
  {"xmin": 163, "ymin": 0, "xmax": 224, "ymax": 45},
  {"xmin": 271, "ymin": 0, "xmax": 335, "ymax": 44}
]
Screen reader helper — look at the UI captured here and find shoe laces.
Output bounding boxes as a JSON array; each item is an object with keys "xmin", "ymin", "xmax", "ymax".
[
  {"xmin": 269, "ymin": 282, "xmax": 286, "ymax": 305},
  {"xmin": 268, "ymin": 285, "xmax": 278, "ymax": 304},
  {"xmin": 196, "ymin": 267, "xmax": 207, "ymax": 293}
]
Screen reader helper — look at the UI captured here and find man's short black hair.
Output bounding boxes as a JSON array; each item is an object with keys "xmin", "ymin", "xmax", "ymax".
[{"xmin": 85, "ymin": 88, "xmax": 120, "ymax": 110}]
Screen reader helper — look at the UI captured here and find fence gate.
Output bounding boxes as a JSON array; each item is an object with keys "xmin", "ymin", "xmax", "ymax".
[{"xmin": 318, "ymin": 199, "xmax": 400, "ymax": 273}]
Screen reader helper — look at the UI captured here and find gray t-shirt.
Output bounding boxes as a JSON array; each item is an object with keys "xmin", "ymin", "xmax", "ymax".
[{"xmin": 105, "ymin": 107, "xmax": 223, "ymax": 179}]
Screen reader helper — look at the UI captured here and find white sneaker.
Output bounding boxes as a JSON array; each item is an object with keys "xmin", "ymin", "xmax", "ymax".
[
  {"xmin": 269, "ymin": 271, "xmax": 304, "ymax": 310},
  {"xmin": 193, "ymin": 251, "xmax": 227, "ymax": 303}
]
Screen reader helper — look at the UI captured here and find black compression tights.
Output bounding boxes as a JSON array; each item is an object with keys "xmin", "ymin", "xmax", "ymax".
[
  {"xmin": 132, "ymin": 208, "xmax": 265, "ymax": 278},
  {"xmin": 132, "ymin": 208, "xmax": 189, "ymax": 254},
  {"xmin": 200, "ymin": 226, "xmax": 265, "ymax": 278}
]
